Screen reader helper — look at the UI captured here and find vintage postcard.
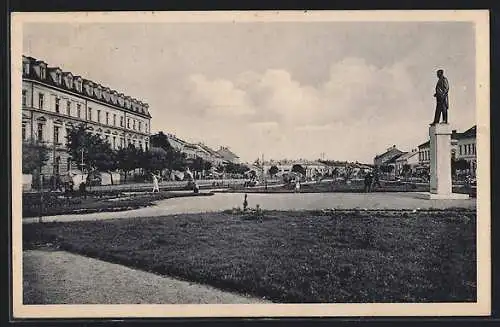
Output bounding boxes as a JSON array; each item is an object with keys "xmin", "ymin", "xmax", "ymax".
[{"xmin": 11, "ymin": 10, "xmax": 490, "ymax": 318}]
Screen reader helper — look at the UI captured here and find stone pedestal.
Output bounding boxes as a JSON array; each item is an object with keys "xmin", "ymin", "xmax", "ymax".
[
  {"xmin": 430, "ymin": 123, "xmax": 452, "ymax": 195},
  {"xmin": 416, "ymin": 123, "xmax": 469, "ymax": 200}
]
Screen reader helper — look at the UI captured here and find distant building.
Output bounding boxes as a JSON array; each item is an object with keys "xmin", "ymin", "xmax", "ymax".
[
  {"xmin": 216, "ymin": 146, "xmax": 240, "ymax": 164},
  {"xmin": 22, "ymin": 55, "xmax": 152, "ymax": 177},
  {"xmin": 261, "ymin": 159, "xmax": 330, "ymax": 179},
  {"xmin": 373, "ymin": 145, "xmax": 405, "ymax": 167},
  {"xmin": 394, "ymin": 149, "xmax": 419, "ymax": 176},
  {"xmin": 165, "ymin": 133, "xmax": 227, "ymax": 167},
  {"xmin": 417, "ymin": 125, "xmax": 476, "ymax": 176},
  {"xmin": 455, "ymin": 125, "xmax": 477, "ymax": 176}
]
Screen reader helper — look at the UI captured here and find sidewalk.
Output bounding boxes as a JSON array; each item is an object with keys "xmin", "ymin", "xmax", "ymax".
[{"xmin": 23, "ymin": 249, "xmax": 270, "ymax": 304}]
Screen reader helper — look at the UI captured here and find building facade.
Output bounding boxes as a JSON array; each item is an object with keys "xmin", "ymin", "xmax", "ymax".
[
  {"xmin": 417, "ymin": 126, "xmax": 476, "ymax": 176},
  {"xmin": 373, "ymin": 145, "xmax": 405, "ymax": 167},
  {"xmin": 394, "ymin": 149, "xmax": 419, "ymax": 176},
  {"xmin": 22, "ymin": 55, "xmax": 152, "ymax": 177}
]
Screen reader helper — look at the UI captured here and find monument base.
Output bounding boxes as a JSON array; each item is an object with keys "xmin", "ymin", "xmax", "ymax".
[{"xmin": 413, "ymin": 192, "xmax": 470, "ymax": 200}]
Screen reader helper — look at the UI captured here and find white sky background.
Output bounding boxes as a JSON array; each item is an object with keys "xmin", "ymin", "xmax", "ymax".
[{"xmin": 23, "ymin": 21, "xmax": 476, "ymax": 163}]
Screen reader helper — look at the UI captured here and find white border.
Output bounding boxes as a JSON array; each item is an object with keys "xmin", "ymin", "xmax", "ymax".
[{"xmin": 11, "ymin": 10, "xmax": 491, "ymax": 318}]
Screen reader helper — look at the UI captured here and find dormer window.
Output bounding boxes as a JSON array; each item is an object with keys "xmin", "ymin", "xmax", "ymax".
[
  {"xmin": 23, "ymin": 62, "xmax": 30, "ymax": 75},
  {"xmin": 95, "ymin": 86, "xmax": 102, "ymax": 99},
  {"xmin": 40, "ymin": 66, "xmax": 46, "ymax": 79},
  {"xmin": 55, "ymin": 71, "xmax": 62, "ymax": 84},
  {"xmin": 74, "ymin": 77, "xmax": 83, "ymax": 92}
]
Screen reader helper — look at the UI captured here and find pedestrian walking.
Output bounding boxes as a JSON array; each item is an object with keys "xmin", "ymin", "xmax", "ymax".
[
  {"xmin": 152, "ymin": 172, "xmax": 160, "ymax": 193},
  {"xmin": 364, "ymin": 172, "xmax": 373, "ymax": 193},
  {"xmin": 295, "ymin": 180, "xmax": 301, "ymax": 193}
]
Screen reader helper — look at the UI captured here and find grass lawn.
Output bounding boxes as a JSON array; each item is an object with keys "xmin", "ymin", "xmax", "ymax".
[
  {"xmin": 23, "ymin": 209, "xmax": 476, "ymax": 303},
  {"xmin": 22, "ymin": 190, "xmax": 213, "ymax": 218}
]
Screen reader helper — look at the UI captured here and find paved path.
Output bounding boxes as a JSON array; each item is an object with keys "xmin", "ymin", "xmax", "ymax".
[
  {"xmin": 23, "ymin": 250, "xmax": 270, "ymax": 304},
  {"xmin": 24, "ymin": 192, "xmax": 476, "ymax": 224}
]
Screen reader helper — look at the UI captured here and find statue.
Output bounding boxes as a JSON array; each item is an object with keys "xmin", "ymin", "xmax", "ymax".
[{"xmin": 431, "ymin": 69, "xmax": 449, "ymax": 125}]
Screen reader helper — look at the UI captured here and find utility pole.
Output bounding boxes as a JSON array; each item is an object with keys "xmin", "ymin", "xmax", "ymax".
[{"xmin": 39, "ymin": 173, "xmax": 43, "ymax": 223}]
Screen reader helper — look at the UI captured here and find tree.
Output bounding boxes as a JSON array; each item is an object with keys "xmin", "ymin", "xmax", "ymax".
[
  {"xmin": 452, "ymin": 158, "xmax": 470, "ymax": 177},
  {"xmin": 269, "ymin": 165, "xmax": 279, "ymax": 177},
  {"xmin": 66, "ymin": 124, "xmax": 120, "ymax": 184},
  {"xmin": 22, "ymin": 139, "xmax": 50, "ymax": 188},
  {"xmin": 402, "ymin": 164, "xmax": 412, "ymax": 179},
  {"xmin": 144, "ymin": 146, "xmax": 169, "ymax": 174},
  {"xmin": 150, "ymin": 131, "xmax": 174, "ymax": 151},
  {"xmin": 116, "ymin": 144, "xmax": 141, "ymax": 182},
  {"xmin": 291, "ymin": 164, "xmax": 306, "ymax": 176}
]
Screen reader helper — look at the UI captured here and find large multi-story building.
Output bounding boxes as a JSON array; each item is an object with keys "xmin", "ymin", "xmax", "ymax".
[{"xmin": 22, "ymin": 55, "xmax": 152, "ymax": 177}]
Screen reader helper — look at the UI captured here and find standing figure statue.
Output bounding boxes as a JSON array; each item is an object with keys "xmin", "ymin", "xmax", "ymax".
[{"xmin": 431, "ymin": 69, "xmax": 449, "ymax": 125}]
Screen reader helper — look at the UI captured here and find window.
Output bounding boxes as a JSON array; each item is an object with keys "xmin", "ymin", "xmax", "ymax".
[
  {"xmin": 66, "ymin": 128, "xmax": 71, "ymax": 143},
  {"xmin": 38, "ymin": 93, "xmax": 44, "ymax": 109},
  {"xmin": 40, "ymin": 67, "xmax": 46, "ymax": 79},
  {"xmin": 77, "ymin": 104, "xmax": 81, "ymax": 118},
  {"xmin": 139, "ymin": 141, "xmax": 142, "ymax": 150},
  {"xmin": 145, "ymin": 123, "xmax": 148, "ymax": 133},
  {"xmin": 113, "ymin": 114, "xmax": 116, "ymax": 126},
  {"xmin": 113, "ymin": 136, "xmax": 116, "ymax": 149},
  {"xmin": 120, "ymin": 116, "xmax": 124, "ymax": 127},
  {"xmin": 138, "ymin": 121, "xmax": 142, "ymax": 131},
  {"xmin": 23, "ymin": 62, "xmax": 29, "ymax": 75},
  {"xmin": 468, "ymin": 144, "xmax": 471, "ymax": 155},
  {"xmin": 127, "ymin": 119, "xmax": 130, "ymax": 128},
  {"xmin": 133, "ymin": 120, "xmax": 136, "ymax": 130},
  {"xmin": 22, "ymin": 123, "xmax": 26, "ymax": 141},
  {"xmin": 88, "ymin": 108, "xmax": 93, "ymax": 121},
  {"xmin": 97, "ymin": 110, "xmax": 101, "ymax": 123},
  {"xmin": 54, "ymin": 126, "xmax": 60, "ymax": 144},
  {"xmin": 66, "ymin": 101, "xmax": 71, "ymax": 116},
  {"xmin": 37, "ymin": 123, "xmax": 44, "ymax": 142},
  {"xmin": 106, "ymin": 112, "xmax": 109, "ymax": 125},
  {"xmin": 459, "ymin": 145, "xmax": 462, "ymax": 155},
  {"xmin": 68, "ymin": 78, "xmax": 73, "ymax": 89},
  {"xmin": 55, "ymin": 98, "xmax": 60, "ymax": 113},
  {"xmin": 56, "ymin": 72, "xmax": 61, "ymax": 84},
  {"xmin": 472, "ymin": 144, "xmax": 476, "ymax": 155},
  {"xmin": 22, "ymin": 90, "xmax": 27, "ymax": 106},
  {"xmin": 66, "ymin": 158, "xmax": 71, "ymax": 172},
  {"xmin": 145, "ymin": 142, "xmax": 148, "ymax": 151}
]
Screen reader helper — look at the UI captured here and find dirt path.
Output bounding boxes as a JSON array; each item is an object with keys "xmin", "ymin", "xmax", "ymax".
[{"xmin": 23, "ymin": 250, "xmax": 270, "ymax": 304}]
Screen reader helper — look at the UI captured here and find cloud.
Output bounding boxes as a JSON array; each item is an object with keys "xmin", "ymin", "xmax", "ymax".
[{"xmin": 183, "ymin": 57, "xmax": 422, "ymax": 129}]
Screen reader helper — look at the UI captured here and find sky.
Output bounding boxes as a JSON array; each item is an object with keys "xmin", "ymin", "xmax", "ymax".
[{"xmin": 22, "ymin": 21, "xmax": 476, "ymax": 163}]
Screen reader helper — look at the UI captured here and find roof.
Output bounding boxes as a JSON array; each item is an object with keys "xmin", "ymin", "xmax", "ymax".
[
  {"xmin": 386, "ymin": 153, "xmax": 405, "ymax": 164},
  {"xmin": 374, "ymin": 146, "xmax": 402, "ymax": 160},
  {"xmin": 396, "ymin": 151, "xmax": 418, "ymax": 161},
  {"xmin": 418, "ymin": 140, "xmax": 430, "ymax": 148},
  {"xmin": 216, "ymin": 147, "xmax": 240, "ymax": 161},
  {"xmin": 22, "ymin": 55, "xmax": 151, "ymax": 118},
  {"xmin": 457, "ymin": 125, "xmax": 477, "ymax": 139}
]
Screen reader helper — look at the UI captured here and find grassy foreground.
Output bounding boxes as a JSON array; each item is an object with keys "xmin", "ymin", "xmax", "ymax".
[{"xmin": 23, "ymin": 209, "xmax": 476, "ymax": 303}]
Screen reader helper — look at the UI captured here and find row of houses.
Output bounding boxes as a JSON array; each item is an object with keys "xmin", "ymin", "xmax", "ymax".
[
  {"xmin": 373, "ymin": 125, "xmax": 477, "ymax": 177},
  {"xmin": 164, "ymin": 133, "xmax": 240, "ymax": 167}
]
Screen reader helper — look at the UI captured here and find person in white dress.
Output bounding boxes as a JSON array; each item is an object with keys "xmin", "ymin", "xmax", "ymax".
[
  {"xmin": 295, "ymin": 180, "xmax": 301, "ymax": 193},
  {"xmin": 152, "ymin": 173, "xmax": 160, "ymax": 193}
]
